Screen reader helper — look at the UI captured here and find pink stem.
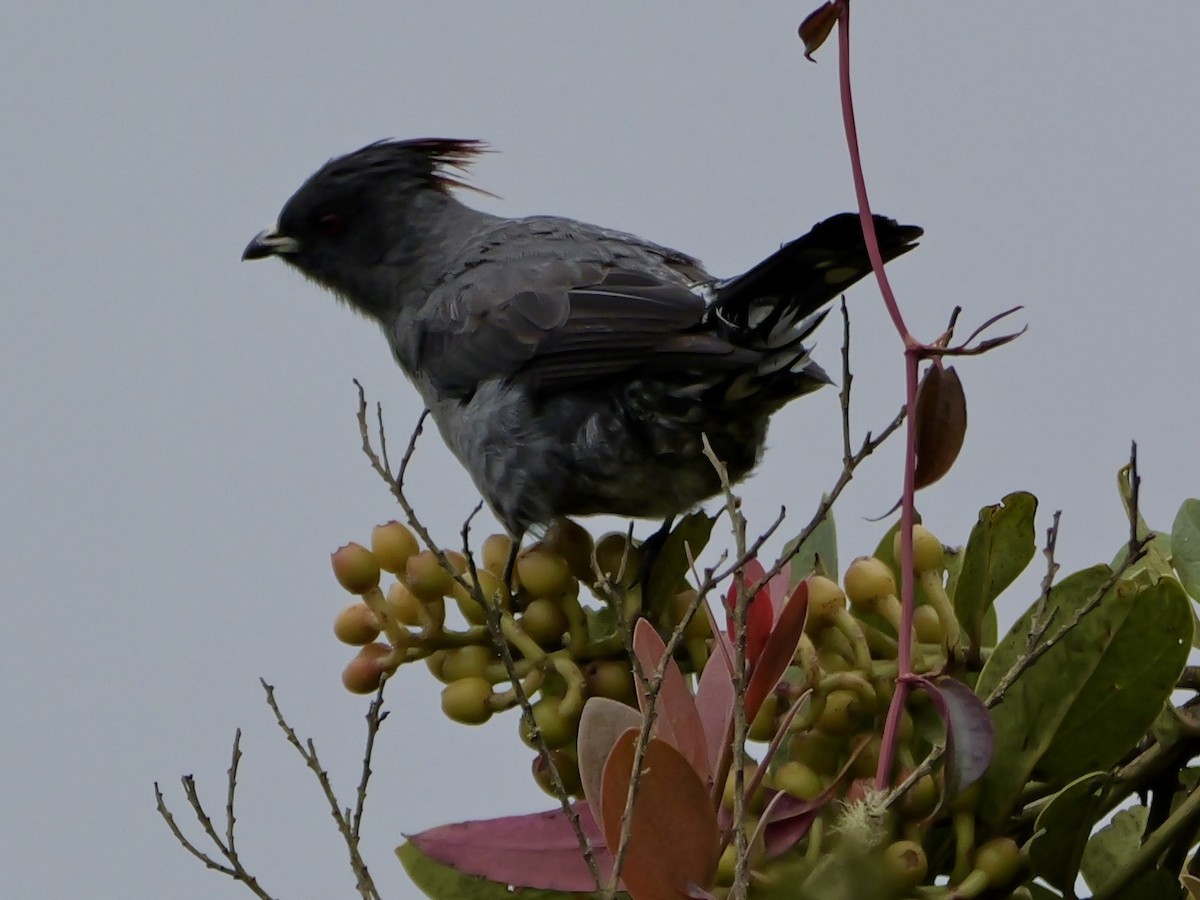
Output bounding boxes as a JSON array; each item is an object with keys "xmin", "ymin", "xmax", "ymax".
[{"xmin": 832, "ymin": 0, "xmax": 917, "ymax": 788}]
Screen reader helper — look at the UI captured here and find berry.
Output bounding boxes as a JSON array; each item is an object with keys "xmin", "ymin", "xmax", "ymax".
[
  {"xmin": 333, "ymin": 603, "xmax": 381, "ymax": 645},
  {"xmin": 538, "ymin": 519, "xmax": 594, "ymax": 582},
  {"xmin": 531, "ymin": 749, "xmax": 582, "ymax": 797},
  {"xmin": 441, "ymin": 645, "xmax": 494, "ymax": 683},
  {"xmin": 481, "ymin": 533, "xmax": 516, "ymax": 577},
  {"xmin": 370, "ymin": 521, "xmax": 418, "ymax": 574},
  {"xmin": 520, "ymin": 598, "xmax": 569, "ymax": 647},
  {"xmin": 452, "ymin": 568, "xmax": 507, "ymax": 625},
  {"xmin": 516, "ymin": 550, "xmax": 573, "ymax": 600},
  {"xmin": 881, "ymin": 840, "xmax": 928, "ymax": 891},
  {"xmin": 387, "ymin": 581, "xmax": 423, "ymax": 627},
  {"xmin": 894, "ymin": 524, "xmax": 944, "ymax": 574},
  {"xmin": 405, "ymin": 550, "xmax": 454, "ymax": 602},
  {"xmin": 912, "ymin": 604, "xmax": 945, "ymax": 643},
  {"xmin": 843, "ymin": 556, "xmax": 897, "ymax": 609},
  {"xmin": 805, "ymin": 575, "xmax": 847, "ymax": 630},
  {"xmin": 584, "ymin": 660, "xmax": 636, "ymax": 704},
  {"xmin": 440, "ymin": 676, "xmax": 494, "ymax": 725},
  {"xmin": 342, "ymin": 643, "xmax": 392, "ymax": 694},
  {"xmin": 973, "ymin": 837, "xmax": 1022, "ymax": 887},
  {"xmin": 774, "ymin": 760, "xmax": 824, "ymax": 800},
  {"xmin": 331, "ymin": 543, "xmax": 381, "ymax": 595},
  {"xmin": 816, "ymin": 688, "xmax": 872, "ymax": 736},
  {"xmin": 594, "ymin": 532, "xmax": 641, "ymax": 585},
  {"xmin": 520, "ymin": 696, "xmax": 579, "ymax": 750}
]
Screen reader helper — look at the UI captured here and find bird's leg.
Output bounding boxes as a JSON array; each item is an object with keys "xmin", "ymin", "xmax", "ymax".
[{"xmin": 501, "ymin": 534, "xmax": 522, "ymax": 597}]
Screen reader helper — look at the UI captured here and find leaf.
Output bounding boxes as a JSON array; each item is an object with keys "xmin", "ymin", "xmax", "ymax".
[
  {"xmin": 952, "ymin": 492, "xmax": 1037, "ymax": 654},
  {"xmin": 694, "ymin": 639, "xmax": 735, "ymax": 780},
  {"xmin": 578, "ymin": 700, "xmax": 643, "ymax": 821},
  {"xmin": 631, "ymin": 619, "xmax": 709, "ymax": 781},
  {"xmin": 404, "ymin": 803, "xmax": 613, "ymax": 893},
  {"xmin": 646, "ymin": 511, "xmax": 716, "ymax": 622},
  {"xmin": 1172, "ymin": 499, "xmax": 1200, "ymax": 600},
  {"xmin": 913, "ymin": 676, "xmax": 993, "ymax": 799},
  {"xmin": 1027, "ymin": 773, "xmax": 1107, "ymax": 891},
  {"xmin": 761, "ymin": 738, "xmax": 872, "ymax": 858},
  {"xmin": 724, "ymin": 558, "xmax": 773, "ymax": 666},
  {"xmin": 397, "ymin": 840, "xmax": 607, "ymax": 899},
  {"xmin": 913, "ymin": 364, "xmax": 967, "ymax": 491},
  {"xmin": 798, "ymin": 2, "xmax": 839, "ymax": 60},
  {"xmin": 781, "ymin": 507, "xmax": 838, "ymax": 585},
  {"xmin": 745, "ymin": 581, "xmax": 810, "ymax": 726},
  {"xmin": 1080, "ymin": 804, "xmax": 1148, "ymax": 892},
  {"xmin": 600, "ymin": 733, "xmax": 720, "ymax": 900},
  {"xmin": 975, "ymin": 570, "xmax": 1191, "ymax": 825}
]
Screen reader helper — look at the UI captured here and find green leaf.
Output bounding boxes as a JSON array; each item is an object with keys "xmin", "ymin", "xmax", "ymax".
[
  {"xmin": 397, "ymin": 840, "xmax": 603, "ymax": 900},
  {"xmin": 646, "ymin": 511, "xmax": 715, "ymax": 621},
  {"xmin": 975, "ymin": 570, "xmax": 1191, "ymax": 825},
  {"xmin": 952, "ymin": 492, "xmax": 1037, "ymax": 656},
  {"xmin": 782, "ymin": 505, "xmax": 838, "ymax": 583},
  {"xmin": 1027, "ymin": 773, "xmax": 1107, "ymax": 891},
  {"xmin": 1172, "ymin": 499, "xmax": 1200, "ymax": 599},
  {"xmin": 1112, "ymin": 531, "xmax": 1173, "ymax": 584},
  {"xmin": 1080, "ymin": 805, "xmax": 1148, "ymax": 893},
  {"xmin": 1117, "ymin": 463, "xmax": 1173, "ymax": 579}
]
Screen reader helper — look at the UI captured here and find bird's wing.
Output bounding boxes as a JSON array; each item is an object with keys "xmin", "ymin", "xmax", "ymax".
[{"xmin": 410, "ymin": 259, "xmax": 748, "ymax": 399}]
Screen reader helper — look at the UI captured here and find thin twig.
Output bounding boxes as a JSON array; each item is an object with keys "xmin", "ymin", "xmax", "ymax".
[
  {"xmin": 154, "ymin": 732, "xmax": 277, "ymax": 900},
  {"xmin": 261, "ymin": 680, "xmax": 380, "ymax": 900}
]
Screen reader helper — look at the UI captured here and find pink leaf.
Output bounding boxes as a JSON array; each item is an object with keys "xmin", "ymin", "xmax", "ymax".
[
  {"xmin": 408, "ymin": 802, "xmax": 611, "ymax": 892},
  {"xmin": 695, "ymin": 640, "xmax": 735, "ymax": 780},
  {"xmin": 632, "ymin": 619, "xmax": 710, "ymax": 782},
  {"xmin": 578, "ymin": 699, "xmax": 643, "ymax": 821}
]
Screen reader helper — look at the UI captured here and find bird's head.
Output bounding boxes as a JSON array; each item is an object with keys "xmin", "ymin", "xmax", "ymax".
[{"xmin": 242, "ymin": 138, "xmax": 488, "ymax": 318}]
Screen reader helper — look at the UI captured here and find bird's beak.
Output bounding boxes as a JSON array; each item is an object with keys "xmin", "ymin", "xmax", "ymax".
[{"xmin": 242, "ymin": 228, "xmax": 300, "ymax": 261}]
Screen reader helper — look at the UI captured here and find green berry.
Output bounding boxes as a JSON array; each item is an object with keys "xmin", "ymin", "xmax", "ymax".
[
  {"xmin": 843, "ymin": 556, "xmax": 896, "ymax": 610},
  {"xmin": 333, "ymin": 603, "xmax": 381, "ymax": 645},
  {"xmin": 405, "ymin": 550, "xmax": 453, "ymax": 601},
  {"xmin": 520, "ymin": 598, "xmax": 569, "ymax": 646},
  {"xmin": 516, "ymin": 550, "xmax": 573, "ymax": 600},
  {"xmin": 370, "ymin": 521, "xmax": 419, "ymax": 574},
  {"xmin": 774, "ymin": 760, "xmax": 824, "ymax": 800},
  {"xmin": 440, "ymin": 676, "xmax": 494, "ymax": 725}
]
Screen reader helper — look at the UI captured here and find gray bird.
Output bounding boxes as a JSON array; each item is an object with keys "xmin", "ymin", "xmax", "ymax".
[{"xmin": 243, "ymin": 139, "xmax": 921, "ymax": 541}]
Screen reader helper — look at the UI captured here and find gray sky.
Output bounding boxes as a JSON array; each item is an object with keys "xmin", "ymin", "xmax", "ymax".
[{"xmin": 2, "ymin": 4, "xmax": 1198, "ymax": 898}]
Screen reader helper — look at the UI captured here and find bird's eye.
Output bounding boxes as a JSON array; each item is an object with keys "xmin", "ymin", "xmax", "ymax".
[{"xmin": 317, "ymin": 212, "xmax": 343, "ymax": 237}]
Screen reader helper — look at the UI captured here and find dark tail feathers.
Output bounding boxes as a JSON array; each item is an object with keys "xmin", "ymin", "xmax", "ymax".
[{"xmin": 708, "ymin": 213, "xmax": 923, "ymax": 335}]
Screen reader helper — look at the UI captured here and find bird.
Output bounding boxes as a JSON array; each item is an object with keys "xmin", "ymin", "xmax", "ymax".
[{"xmin": 243, "ymin": 138, "xmax": 921, "ymax": 546}]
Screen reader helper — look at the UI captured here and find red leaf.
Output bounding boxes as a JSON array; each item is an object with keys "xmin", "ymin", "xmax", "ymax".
[
  {"xmin": 632, "ymin": 619, "xmax": 710, "ymax": 781},
  {"xmin": 724, "ymin": 558, "xmax": 773, "ymax": 666},
  {"xmin": 600, "ymin": 733, "xmax": 720, "ymax": 899},
  {"xmin": 744, "ymin": 580, "xmax": 810, "ymax": 725},
  {"xmin": 408, "ymin": 802, "xmax": 612, "ymax": 891}
]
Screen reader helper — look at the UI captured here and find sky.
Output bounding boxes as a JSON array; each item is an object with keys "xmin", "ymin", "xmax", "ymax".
[{"xmin": 2, "ymin": 4, "xmax": 1198, "ymax": 899}]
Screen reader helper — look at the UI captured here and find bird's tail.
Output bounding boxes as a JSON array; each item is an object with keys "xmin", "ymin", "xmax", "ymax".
[{"xmin": 706, "ymin": 213, "xmax": 922, "ymax": 403}]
